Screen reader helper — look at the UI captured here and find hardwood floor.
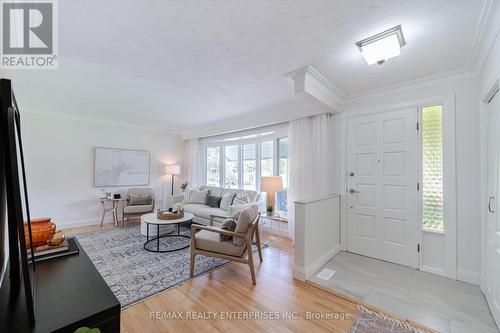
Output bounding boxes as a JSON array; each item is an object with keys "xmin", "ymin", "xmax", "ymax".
[{"xmin": 64, "ymin": 222, "xmax": 359, "ymax": 333}]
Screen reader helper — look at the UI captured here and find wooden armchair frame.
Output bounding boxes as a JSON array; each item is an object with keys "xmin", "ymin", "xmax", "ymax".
[{"xmin": 190, "ymin": 213, "xmax": 262, "ymax": 285}]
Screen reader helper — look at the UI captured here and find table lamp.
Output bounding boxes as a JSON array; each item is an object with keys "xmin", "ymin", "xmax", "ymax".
[
  {"xmin": 165, "ymin": 164, "xmax": 181, "ymax": 195},
  {"xmin": 260, "ymin": 176, "xmax": 283, "ymax": 215}
]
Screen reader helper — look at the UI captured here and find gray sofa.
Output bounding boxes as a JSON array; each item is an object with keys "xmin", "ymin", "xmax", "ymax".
[{"xmin": 173, "ymin": 186, "xmax": 260, "ymax": 225}]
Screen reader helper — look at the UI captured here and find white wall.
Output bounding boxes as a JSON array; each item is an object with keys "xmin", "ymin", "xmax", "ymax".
[
  {"xmin": 341, "ymin": 75, "xmax": 481, "ymax": 284},
  {"xmin": 293, "ymin": 195, "xmax": 340, "ymax": 281},
  {"xmin": 21, "ymin": 112, "xmax": 184, "ymax": 228}
]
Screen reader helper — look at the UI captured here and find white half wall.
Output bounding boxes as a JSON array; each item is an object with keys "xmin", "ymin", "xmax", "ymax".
[
  {"xmin": 21, "ymin": 112, "xmax": 184, "ymax": 228},
  {"xmin": 341, "ymin": 75, "xmax": 481, "ymax": 284},
  {"xmin": 293, "ymin": 194, "xmax": 341, "ymax": 281}
]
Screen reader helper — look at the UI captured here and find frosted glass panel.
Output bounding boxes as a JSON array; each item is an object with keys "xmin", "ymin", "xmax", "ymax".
[{"xmin": 422, "ymin": 105, "xmax": 443, "ymax": 231}]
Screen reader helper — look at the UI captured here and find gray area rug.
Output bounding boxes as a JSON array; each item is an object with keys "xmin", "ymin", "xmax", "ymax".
[{"xmin": 75, "ymin": 224, "xmax": 229, "ymax": 308}]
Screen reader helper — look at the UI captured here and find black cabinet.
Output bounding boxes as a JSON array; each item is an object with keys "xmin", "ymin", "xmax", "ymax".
[{"xmin": 0, "ymin": 238, "xmax": 121, "ymax": 333}]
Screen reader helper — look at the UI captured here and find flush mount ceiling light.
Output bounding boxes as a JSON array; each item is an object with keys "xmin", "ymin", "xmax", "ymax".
[{"xmin": 356, "ymin": 25, "xmax": 406, "ymax": 65}]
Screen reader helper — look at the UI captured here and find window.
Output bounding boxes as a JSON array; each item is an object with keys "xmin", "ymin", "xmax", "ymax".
[
  {"xmin": 422, "ymin": 105, "xmax": 443, "ymax": 231},
  {"xmin": 224, "ymin": 145, "xmax": 239, "ymax": 189},
  {"xmin": 277, "ymin": 138, "xmax": 288, "ymax": 213},
  {"xmin": 203, "ymin": 134, "xmax": 288, "ymax": 212},
  {"xmin": 206, "ymin": 147, "xmax": 220, "ymax": 187},
  {"xmin": 243, "ymin": 144, "xmax": 256, "ymax": 190},
  {"xmin": 261, "ymin": 141, "xmax": 273, "ymax": 177}
]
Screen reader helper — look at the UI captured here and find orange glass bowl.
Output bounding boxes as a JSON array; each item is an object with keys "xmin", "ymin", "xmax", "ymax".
[{"xmin": 24, "ymin": 217, "xmax": 56, "ymax": 248}]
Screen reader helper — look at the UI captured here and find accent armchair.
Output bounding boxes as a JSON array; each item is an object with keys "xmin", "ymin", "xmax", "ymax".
[
  {"xmin": 190, "ymin": 209, "xmax": 262, "ymax": 285},
  {"xmin": 122, "ymin": 188, "xmax": 155, "ymax": 227}
]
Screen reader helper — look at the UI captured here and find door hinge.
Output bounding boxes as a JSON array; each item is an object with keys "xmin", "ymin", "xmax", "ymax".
[
  {"xmin": 417, "ymin": 244, "xmax": 420, "ymax": 253},
  {"xmin": 417, "ymin": 122, "xmax": 419, "ymax": 131},
  {"xmin": 417, "ymin": 182, "xmax": 420, "ymax": 191}
]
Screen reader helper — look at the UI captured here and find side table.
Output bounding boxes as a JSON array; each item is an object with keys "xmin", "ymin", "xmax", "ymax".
[{"xmin": 100, "ymin": 198, "xmax": 126, "ymax": 227}]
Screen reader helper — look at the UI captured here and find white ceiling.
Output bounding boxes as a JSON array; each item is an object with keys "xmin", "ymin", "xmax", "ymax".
[{"xmin": 2, "ymin": 0, "xmax": 487, "ymax": 134}]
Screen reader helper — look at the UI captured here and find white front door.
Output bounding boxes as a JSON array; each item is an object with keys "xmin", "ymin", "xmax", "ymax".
[
  {"xmin": 485, "ymin": 91, "xmax": 500, "ymax": 325},
  {"xmin": 347, "ymin": 109, "xmax": 419, "ymax": 268}
]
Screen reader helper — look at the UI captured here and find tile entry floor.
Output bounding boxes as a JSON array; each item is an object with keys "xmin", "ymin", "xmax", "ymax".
[{"xmin": 310, "ymin": 252, "xmax": 499, "ymax": 333}]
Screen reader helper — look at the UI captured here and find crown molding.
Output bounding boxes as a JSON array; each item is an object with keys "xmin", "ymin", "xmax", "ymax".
[
  {"xmin": 343, "ymin": 67, "xmax": 478, "ymax": 104},
  {"xmin": 23, "ymin": 108, "xmax": 181, "ymax": 135},
  {"xmin": 283, "ymin": 65, "xmax": 345, "ymax": 112},
  {"xmin": 466, "ymin": 0, "xmax": 496, "ymax": 70}
]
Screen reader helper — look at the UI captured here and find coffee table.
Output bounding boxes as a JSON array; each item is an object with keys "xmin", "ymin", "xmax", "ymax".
[{"xmin": 142, "ymin": 212, "xmax": 194, "ymax": 253}]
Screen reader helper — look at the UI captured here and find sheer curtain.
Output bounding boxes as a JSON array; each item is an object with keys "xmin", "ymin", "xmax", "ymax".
[
  {"xmin": 287, "ymin": 113, "xmax": 336, "ymax": 240},
  {"xmin": 183, "ymin": 138, "xmax": 203, "ymax": 188}
]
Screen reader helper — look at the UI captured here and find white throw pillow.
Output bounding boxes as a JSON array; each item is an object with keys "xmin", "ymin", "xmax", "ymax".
[
  {"xmin": 233, "ymin": 192, "xmax": 250, "ymax": 206},
  {"xmin": 189, "ymin": 189, "xmax": 209, "ymax": 204},
  {"xmin": 220, "ymin": 192, "xmax": 236, "ymax": 210}
]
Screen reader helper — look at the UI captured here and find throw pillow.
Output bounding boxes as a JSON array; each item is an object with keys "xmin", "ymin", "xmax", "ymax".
[
  {"xmin": 233, "ymin": 204, "xmax": 258, "ymax": 246},
  {"xmin": 129, "ymin": 194, "xmax": 152, "ymax": 206},
  {"xmin": 220, "ymin": 192, "xmax": 236, "ymax": 210},
  {"xmin": 190, "ymin": 189, "xmax": 208, "ymax": 204},
  {"xmin": 219, "ymin": 218, "xmax": 237, "ymax": 241},
  {"xmin": 206, "ymin": 195, "xmax": 222, "ymax": 208},
  {"xmin": 232, "ymin": 192, "xmax": 250, "ymax": 206}
]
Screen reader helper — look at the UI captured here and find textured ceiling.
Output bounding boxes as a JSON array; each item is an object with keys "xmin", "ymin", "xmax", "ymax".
[{"xmin": 2, "ymin": 0, "xmax": 486, "ymax": 133}]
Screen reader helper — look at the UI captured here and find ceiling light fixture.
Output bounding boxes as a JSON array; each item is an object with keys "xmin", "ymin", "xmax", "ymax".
[{"xmin": 356, "ymin": 25, "xmax": 405, "ymax": 65}]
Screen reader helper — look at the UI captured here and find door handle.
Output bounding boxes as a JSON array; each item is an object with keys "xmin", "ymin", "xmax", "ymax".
[
  {"xmin": 489, "ymin": 196, "xmax": 495, "ymax": 213},
  {"xmin": 349, "ymin": 189, "xmax": 360, "ymax": 194}
]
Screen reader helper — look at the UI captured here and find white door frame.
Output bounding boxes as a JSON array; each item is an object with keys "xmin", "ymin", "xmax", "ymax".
[{"xmin": 339, "ymin": 93, "xmax": 457, "ymax": 278}]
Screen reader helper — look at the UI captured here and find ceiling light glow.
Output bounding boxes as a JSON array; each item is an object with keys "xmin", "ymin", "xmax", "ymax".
[{"xmin": 356, "ymin": 25, "xmax": 405, "ymax": 65}]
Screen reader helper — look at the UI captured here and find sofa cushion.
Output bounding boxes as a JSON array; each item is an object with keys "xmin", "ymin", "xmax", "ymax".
[
  {"xmin": 190, "ymin": 189, "xmax": 208, "ymax": 204},
  {"xmin": 123, "ymin": 204, "xmax": 153, "ymax": 214},
  {"xmin": 233, "ymin": 204, "xmax": 258, "ymax": 246},
  {"xmin": 195, "ymin": 230, "xmax": 244, "ymax": 257},
  {"xmin": 195, "ymin": 207, "xmax": 228, "ymax": 221},
  {"xmin": 220, "ymin": 192, "xmax": 236, "ymax": 210},
  {"xmin": 207, "ymin": 187, "xmax": 224, "ymax": 197},
  {"xmin": 183, "ymin": 203, "xmax": 209, "ymax": 214}
]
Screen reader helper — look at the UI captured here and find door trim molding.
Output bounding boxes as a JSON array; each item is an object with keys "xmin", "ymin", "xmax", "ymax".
[{"xmin": 339, "ymin": 93, "xmax": 457, "ymax": 279}]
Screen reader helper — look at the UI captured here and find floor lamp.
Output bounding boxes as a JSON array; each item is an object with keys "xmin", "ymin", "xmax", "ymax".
[{"xmin": 165, "ymin": 164, "xmax": 181, "ymax": 207}]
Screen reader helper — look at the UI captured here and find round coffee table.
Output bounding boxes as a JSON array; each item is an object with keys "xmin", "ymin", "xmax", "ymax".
[{"xmin": 142, "ymin": 212, "xmax": 194, "ymax": 253}]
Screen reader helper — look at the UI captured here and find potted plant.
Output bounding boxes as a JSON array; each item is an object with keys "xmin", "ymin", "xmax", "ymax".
[
  {"xmin": 180, "ymin": 180, "xmax": 190, "ymax": 192},
  {"xmin": 266, "ymin": 205, "xmax": 273, "ymax": 216}
]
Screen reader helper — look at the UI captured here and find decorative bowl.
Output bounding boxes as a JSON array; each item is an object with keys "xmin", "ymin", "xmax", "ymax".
[{"xmin": 24, "ymin": 217, "xmax": 56, "ymax": 248}]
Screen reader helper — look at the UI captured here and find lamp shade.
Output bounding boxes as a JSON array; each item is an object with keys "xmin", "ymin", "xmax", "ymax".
[
  {"xmin": 165, "ymin": 164, "xmax": 181, "ymax": 175},
  {"xmin": 260, "ymin": 176, "xmax": 283, "ymax": 192}
]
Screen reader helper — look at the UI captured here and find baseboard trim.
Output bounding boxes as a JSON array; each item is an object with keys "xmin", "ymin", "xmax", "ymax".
[
  {"xmin": 293, "ymin": 243, "xmax": 341, "ymax": 282},
  {"xmin": 420, "ymin": 265, "xmax": 446, "ymax": 277},
  {"xmin": 59, "ymin": 217, "xmax": 120, "ymax": 229},
  {"xmin": 457, "ymin": 268, "xmax": 480, "ymax": 285}
]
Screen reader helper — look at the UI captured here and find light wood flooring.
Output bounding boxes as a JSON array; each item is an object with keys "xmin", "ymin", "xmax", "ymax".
[{"xmin": 64, "ymin": 221, "xmax": 359, "ymax": 333}]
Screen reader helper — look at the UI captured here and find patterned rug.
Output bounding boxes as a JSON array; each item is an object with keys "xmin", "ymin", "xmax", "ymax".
[
  {"xmin": 75, "ymin": 224, "xmax": 231, "ymax": 308},
  {"xmin": 350, "ymin": 305, "xmax": 436, "ymax": 333}
]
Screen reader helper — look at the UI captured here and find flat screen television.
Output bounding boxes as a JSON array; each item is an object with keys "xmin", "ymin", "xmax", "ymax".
[{"xmin": 0, "ymin": 78, "xmax": 36, "ymax": 325}]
